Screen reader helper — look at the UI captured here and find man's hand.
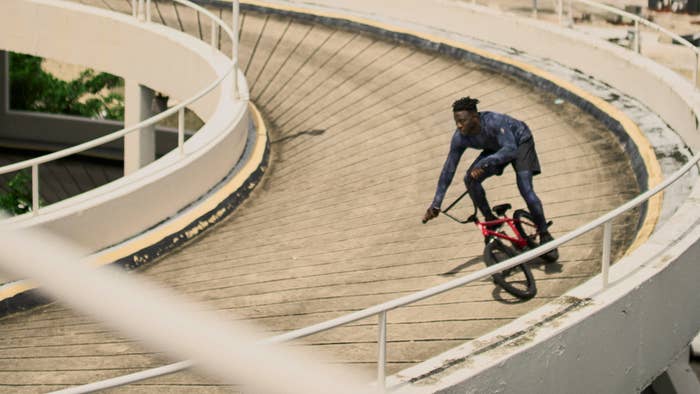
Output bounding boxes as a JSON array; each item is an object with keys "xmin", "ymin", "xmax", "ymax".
[
  {"xmin": 470, "ymin": 167, "xmax": 485, "ymax": 180},
  {"xmin": 422, "ymin": 207, "xmax": 440, "ymax": 223}
]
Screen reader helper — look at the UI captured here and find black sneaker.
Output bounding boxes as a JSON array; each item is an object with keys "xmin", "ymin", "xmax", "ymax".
[{"xmin": 539, "ymin": 231, "xmax": 559, "ymax": 262}]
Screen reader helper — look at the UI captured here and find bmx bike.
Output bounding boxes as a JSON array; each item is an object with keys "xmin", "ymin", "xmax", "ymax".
[{"xmin": 430, "ymin": 190, "xmax": 557, "ymax": 300}]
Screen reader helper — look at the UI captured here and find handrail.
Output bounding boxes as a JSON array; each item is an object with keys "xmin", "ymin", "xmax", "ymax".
[
  {"xmin": 0, "ymin": 74, "xmax": 229, "ymax": 175},
  {"xmin": 576, "ymin": 0, "xmax": 699, "ymax": 53},
  {"xmin": 46, "ymin": 1, "xmax": 700, "ymax": 393},
  {"xmin": 55, "ymin": 150, "xmax": 700, "ymax": 394},
  {"xmin": 555, "ymin": 0, "xmax": 700, "ymax": 85},
  {"xmin": 0, "ymin": 0, "xmax": 239, "ymax": 215}
]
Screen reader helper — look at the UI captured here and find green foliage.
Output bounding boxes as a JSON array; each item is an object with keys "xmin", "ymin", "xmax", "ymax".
[
  {"xmin": 0, "ymin": 171, "xmax": 34, "ymax": 216},
  {"xmin": 9, "ymin": 52, "xmax": 124, "ymax": 120}
]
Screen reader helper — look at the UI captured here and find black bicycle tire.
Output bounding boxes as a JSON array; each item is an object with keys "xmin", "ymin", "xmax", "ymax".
[
  {"xmin": 513, "ymin": 209, "xmax": 558, "ymax": 263},
  {"xmin": 483, "ymin": 239, "xmax": 537, "ymax": 300}
]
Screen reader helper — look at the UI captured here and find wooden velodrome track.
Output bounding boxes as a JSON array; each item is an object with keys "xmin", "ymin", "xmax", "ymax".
[{"xmin": 0, "ymin": 1, "xmax": 642, "ymax": 391}]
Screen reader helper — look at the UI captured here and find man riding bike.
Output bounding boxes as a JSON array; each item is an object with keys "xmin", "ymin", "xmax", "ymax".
[{"xmin": 422, "ymin": 97, "xmax": 558, "ymax": 260}]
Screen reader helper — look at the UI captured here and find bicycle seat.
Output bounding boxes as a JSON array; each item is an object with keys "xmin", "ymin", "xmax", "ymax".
[{"xmin": 492, "ymin": 203, "xmax": 511, "ymax": 216}]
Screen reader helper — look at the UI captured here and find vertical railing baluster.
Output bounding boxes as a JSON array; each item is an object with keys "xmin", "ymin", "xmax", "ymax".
[
  {"xmin": 146, "ymin": 0, "xmax": 151, "ymax": 23},
  {"xmin": 694, "ymin": 51, "xmax": 699, "ymax": 89},
  {"xmin": 31, "ymin": 164, "xmax": 39, "ymax": 216},
  {"xmin": 377, "ymin": 312, "xmax": 387, "ymax": 393},
  {"xmin": 232, "ymin": 0, "xmax": 240, "ymax": 99},
  {"xmin": 178, "ymin": 108, "xmax": 185, "ymax": 157},
  {"xmin": 131, "ymin": 0, "xmax": 137, "ymax": 18},
  {"xmin": 634, "ymin": 20, "xmax": 641, "ymax": 53},
  {"xmin": 558, "ymin": 0, "xmax": 563, "ymax": 24},
  {"xmin": 138, "ymin": 0, "xmax": 144, "ymax": 21},
  {"xmin": 601, "ymin": 221, "xmax": 612, "ymax": 288},
  {"xmin": 211, "ymin": 18, "xmax": 218, "ymax": 50},
  {"xmin": 532, "ymin": 0, "xmax": 538, "ymax": 18}
]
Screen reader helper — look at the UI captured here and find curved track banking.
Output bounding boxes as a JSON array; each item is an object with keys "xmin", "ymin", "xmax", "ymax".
[{"xmin": 0, "ymin": 3, "xmax": 642, "ymax": 392}]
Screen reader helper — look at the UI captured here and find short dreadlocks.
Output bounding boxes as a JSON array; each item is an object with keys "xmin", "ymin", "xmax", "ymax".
[{"xmin": 452, "ymin": 97, "xmax": 479, "ymax": 112}]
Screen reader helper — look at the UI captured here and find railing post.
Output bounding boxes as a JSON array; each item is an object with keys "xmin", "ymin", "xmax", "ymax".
[
  {"xmin": 31, "ymin": 164, "xmax": 39, "ymax": 216},
  {"xmin": 211, "ymin": 18, "xmax": 219, "ymax": 50},
  {"xmin": 568, "ymin": 0, "xmax": 573, "ymax": 26},
  {"xmin": 131, "ymin": 0, "xmax": 137, "ymax": 18},
  {"xmin": 694, "ymin": 51, "xmax": 699, "ymax": 89},
  {"xmin": 377, "ymin": 312, "xmax": 387, "ymax": 393},
  {"xmin": 558, "ymin": 0, "xmax": 563, "ymax": 25},
  {"xmin": 601, "ymin": 221, "xmax": 612, "ymax": 288},
  {"xmin": 178, "ymin": 107, "xmax": 185, "ymax": 157},
  {"xmin": 146, "ymin": 0, "xmax": 151, "ymax": 23},
  {"xmin": 532, "ymin": 0, "xmax": 538, "ymax": 18},
  {"xmin": 634, "ymin": 20, "xmax": 641, "ymax": 53},
  {"xmin": 137, "ymin": 0, "xmax": 146, "ymax": 22},
  {"xmin": 232, "ymin": 0, "xmax": 240, "ymax": 99}
]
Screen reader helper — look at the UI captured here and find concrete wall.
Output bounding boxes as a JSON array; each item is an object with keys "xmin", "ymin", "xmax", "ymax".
[{"xmin": 0, "ymin": 0, "xmax": 248, "ymax": 252}]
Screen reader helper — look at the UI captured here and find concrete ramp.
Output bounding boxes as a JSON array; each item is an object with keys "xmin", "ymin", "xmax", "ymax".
[{"xmin": 0, "ymin": 4, "xmax": 644, "ymax": 392}]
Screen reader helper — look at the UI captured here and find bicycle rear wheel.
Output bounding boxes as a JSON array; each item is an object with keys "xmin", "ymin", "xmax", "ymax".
[
  {"xmin": 514, "ymin": 209, "xmax": 557, "ymax": 262},
  {"xmin": 483, "ymin": 239, "xmax": 537, "ymax": 300}
]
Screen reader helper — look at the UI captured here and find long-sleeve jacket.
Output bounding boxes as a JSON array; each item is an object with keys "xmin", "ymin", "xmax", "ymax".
[{"xmin": 430, "ymin": 111, "xmax": 532, "ymax": 209}]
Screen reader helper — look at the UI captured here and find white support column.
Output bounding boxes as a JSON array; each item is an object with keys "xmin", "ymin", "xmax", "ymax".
[
  {"xmin": 0, "ymin": 50, "xmax": 9, "ymax": 141},
  {"xmin": 0, "ymin": 51, "xmax": 7, "ymax": 114},
  {"xmin": 651, "ymin": 347, "xmax": 700, "ymax": 394},
  {"xmin": 124, "ymin": 80, "xmax": 155, "ymax": 175}
]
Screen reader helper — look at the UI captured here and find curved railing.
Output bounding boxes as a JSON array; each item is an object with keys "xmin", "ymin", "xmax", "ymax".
[
  {"xmin": 533, "ymin": 0, "xmax": 700, "ymax": 86},
  {"xmin": 48, "ymin": 1, "xmax": 700, "ymax": 393},
  {"xmin": 0, "ymin": 0, "xmax": 240, "ymax": 216},
  {"xmin": 53, "ymin": 155, "xmax": 700, "ymax": 394}
]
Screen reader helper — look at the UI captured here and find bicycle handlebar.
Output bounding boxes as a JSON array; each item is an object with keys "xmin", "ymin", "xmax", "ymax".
[{"xmin": 422, "ymin": 190, "xmax": 476, "ymax": 224}]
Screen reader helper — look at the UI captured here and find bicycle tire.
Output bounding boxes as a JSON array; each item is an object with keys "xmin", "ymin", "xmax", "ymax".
[
  {"xmin": 513, "ymin": 209, "xmax": 558, "ymax": 263},
  {"xmin": 483, "ymin": 239, "xmax": 537, "ymax": 300}
]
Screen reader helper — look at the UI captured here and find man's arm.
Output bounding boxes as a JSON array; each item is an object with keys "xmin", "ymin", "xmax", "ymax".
[{"xmin": 424, "ymin": 133, "xmax": 465, "ymax": 222}]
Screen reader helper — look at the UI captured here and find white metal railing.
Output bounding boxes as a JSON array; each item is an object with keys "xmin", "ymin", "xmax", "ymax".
[
  {"xmin": 42, "ymin": 1, "xmax": 700, "ymax": 393},
  {"xmin": 0, "ymin": 0, "xmax": 241, "ymax": 216},
  {"xmin": 53, "ymin": 152, "xmax": 700, "ymax": 394},
  {"xmin": 545, "ymin": 0, "xmax": 700, "ymax": 86}
]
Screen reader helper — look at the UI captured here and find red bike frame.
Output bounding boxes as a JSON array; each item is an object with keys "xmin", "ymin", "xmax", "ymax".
[
  {"xmin": 477, "ymin": 217, "xmax": 528, "ymax": 249},
  {"xmin": 439, "ymin": 190, "xmax": 532, "ymax": 249}
]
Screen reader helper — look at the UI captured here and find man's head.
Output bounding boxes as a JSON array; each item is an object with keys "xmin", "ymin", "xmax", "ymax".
[{"xmin": 452, "ymin": 97, "xmax": 480, "ymax": 136}]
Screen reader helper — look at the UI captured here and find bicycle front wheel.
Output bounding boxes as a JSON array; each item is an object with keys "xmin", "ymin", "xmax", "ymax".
[{"xmin": 483, "ymin": 240, "xmax": 537, "ymax": 300}]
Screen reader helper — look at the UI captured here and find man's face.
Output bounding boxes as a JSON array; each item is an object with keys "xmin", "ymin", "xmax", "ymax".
[{"xmin": 454, "ymin": 110, "xmax": 480, "ymax": 136}]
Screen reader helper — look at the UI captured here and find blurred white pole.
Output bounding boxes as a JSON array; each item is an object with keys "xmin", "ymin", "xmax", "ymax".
[{"xmin": 0, "ymin": 226, "xmax": 370, "ymax": 394}]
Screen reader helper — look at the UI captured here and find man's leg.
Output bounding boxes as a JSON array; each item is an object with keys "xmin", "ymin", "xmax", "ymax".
[
  {"xmin": 516, "ymin": 170, "xmax": 557, "ymax": 259},
  {"xmin": 465, "ymin": 157, "xmax": 499, "ymax": 221},
  {"xmin": 515, "ymin": 170, "xmax": 547, "ymax": 233}
]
